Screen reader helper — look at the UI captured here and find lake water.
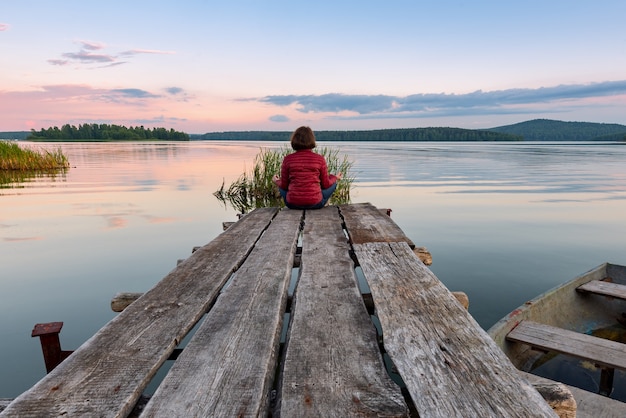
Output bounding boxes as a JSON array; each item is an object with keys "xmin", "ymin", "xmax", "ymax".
[{"xmin": 2, "ymin": 140, "xmax": 626, "ymax": 399}]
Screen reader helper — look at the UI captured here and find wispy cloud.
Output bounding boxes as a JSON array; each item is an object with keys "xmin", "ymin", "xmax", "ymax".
[
  {"xmin": 120, "ymin": 49, "xmax": 176, "ymax": 56},
  {"xmin": 48, "ymin": 40, "xmax": 175, "ymax": 68},
  {"xmin": 110, "ymin": 88, "xmax": 160, "ymax": 99},
  {"xmin": 132, "ymin": 115, "xmax": 188, "ymax": 125},
  {"xmin": 256, "ymin": 81, "xmax": 626, "ymax": 119},
  {"xmin": 40, "ymin": 84, "xmax": 101, "ymax": 95},
  {"xmin": 48, "ymin": 59, "xmax": 69, "ymax": 66},
  {"xmin": 0, "ymin": 23, "xmax": 9, "ymax": 31},
  {"xmin": 62, "ymin": 50, "xmax": 116, "ymax": 64},
  {"xmin": 0, "ymin": 84, "xmax": 165, "ymax": 111},
  {"xmin": 79, "ymin": 40, "xmax": 106, "ymax": 51},
  {"xmin": 269, "ymin": 114, "xmax": 290, "ymax": 122},
  {"xmin": 163, "ymin": 86, "xmax": 194, "ymax": 102},
  {"xmin": 33, "ymin": 84, "xmax": 161, "ymax": 102},
  {"xmin": 165, "ymin": 87, "xmax": 184, "ymax": 95}
]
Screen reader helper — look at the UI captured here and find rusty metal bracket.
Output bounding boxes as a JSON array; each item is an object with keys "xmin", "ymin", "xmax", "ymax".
[{"xmin": 31, "ymin": 322, "xmax": 73, "ymax": 373}]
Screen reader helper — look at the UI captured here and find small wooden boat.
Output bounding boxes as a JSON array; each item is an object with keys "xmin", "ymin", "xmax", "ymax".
[{"xmin": 488, "ymin": 262, "xmax": 626, "ymax": 413}]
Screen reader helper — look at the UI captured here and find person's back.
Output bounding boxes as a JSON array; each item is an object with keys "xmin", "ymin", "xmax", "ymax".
[{"xmin": 273, "ymin": 126, "xmax": 342, "ymax": 209}]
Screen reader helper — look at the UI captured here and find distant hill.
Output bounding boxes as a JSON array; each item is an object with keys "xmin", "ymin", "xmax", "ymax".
[{"xmin": 488, "ymin": 119, "xmax": 626, "ymax": 141}]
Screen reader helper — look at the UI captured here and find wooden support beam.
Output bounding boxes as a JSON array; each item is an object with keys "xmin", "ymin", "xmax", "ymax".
[
  {"xmin": 413, "ymin": 246, "xmax": 432, "ymax": 265},
  {"xmin": 31, "ymin": 322, "xmax": 73, "ymax": 373},
  {"xmin": 451, "ymin": 291, "xmax": 469, "ymax": 310},
  {"xmin": 531, "ymin": 381, "xmax": 577, "ymax": 418}
]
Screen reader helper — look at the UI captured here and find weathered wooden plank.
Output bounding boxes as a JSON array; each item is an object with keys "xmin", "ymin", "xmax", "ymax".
[
  {"xmin": 278, "ymin": 207, "xmax": 408, "ymax": 417},
  {"xmin": 1, "ymin": 208, "xmax": 279, "ymax": 418},
  {"xmin": 142, "ymin": 208, "xmax": 303, "ymax": 417},
  {"xmin": 354, "ymin": 241, "xmax": 556, "ymax": 418},
  {"xmin": 0, "ymin": 400, "xmax": 11, "ymax": 413},
  {"xmin": 507, "ymin": 320, "xmax": 626, "ymax": 370},
  {"xmin": 340, "ymin": 202, "xmax": 415, "ymax": 248},
  {"xmin": 577, "ymin": 280, "xmax": 626, "ymax": 300}
]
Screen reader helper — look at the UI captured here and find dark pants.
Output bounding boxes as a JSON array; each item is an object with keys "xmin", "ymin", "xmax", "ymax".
[{"xmin": 279, "ymin": 182, "xmax": 338, "ymax": 209}]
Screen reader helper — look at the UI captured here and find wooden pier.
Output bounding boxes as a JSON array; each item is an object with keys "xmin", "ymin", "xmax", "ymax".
[{"xmin": 1, "ymin": 203, "xmax": 557, "ymax": 417}]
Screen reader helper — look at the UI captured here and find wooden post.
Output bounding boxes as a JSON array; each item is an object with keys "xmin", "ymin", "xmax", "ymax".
[
  {"xmin": 111, "ymin": 292, "xmax": 144, "ymax": 312},
  {"xmin": 451, "ymin": 291, "xmax": 470, "ymax": 310},
  {"xmin": 532, "ymin": 381, "xmax": 577, "ymax": 418},
  {"xmin": 414, "ymin": 246, "xmax": 432, "ymax": 265},
  {"xmin": 599, "ymin": 367, "xmax": 615, "ymax": 396},
  {"xmin": 31, "ymin": 322, "xmax": 72, "ymax": 373}
]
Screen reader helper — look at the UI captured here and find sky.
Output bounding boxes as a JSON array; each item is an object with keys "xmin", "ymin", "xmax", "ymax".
[{"xmin": 2, "ymin": 0, "xmax": 626, "ymax": 134}]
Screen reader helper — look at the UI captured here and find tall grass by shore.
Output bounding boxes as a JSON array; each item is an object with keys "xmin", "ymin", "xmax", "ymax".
[
  {"xmin": 214, "ymin": 147, "xmax": 354, "ymax": 213},
  {"xmin": 0, "ymin": 141, "xmax": 70, "ymax": 170}
]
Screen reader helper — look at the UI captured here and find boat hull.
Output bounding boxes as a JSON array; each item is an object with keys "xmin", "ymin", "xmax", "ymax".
[{"xmin": 488, "ymin": 263, "xmax": 626, "ymax": 371}]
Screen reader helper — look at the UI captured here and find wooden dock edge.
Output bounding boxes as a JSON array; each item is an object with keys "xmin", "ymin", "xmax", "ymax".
[
  {"xmin": 0, "ymin": 378, "xmax": 590, "ymax": 417},
  {"xmin": 352, "ymin": 241, "xmax": 557, "ymax": 417},
  {"xmin": 11, "ymin": 204, "xmax": 571, "ymax": 417},
  {"xmin": 0, "ymin": 400, "xmax": 11, "ymax": 414}
]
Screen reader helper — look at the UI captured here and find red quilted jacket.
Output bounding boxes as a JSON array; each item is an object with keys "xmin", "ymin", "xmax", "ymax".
[{"xmin": 278, "ymin": 150, "xmax": 338, "ymax": 207}]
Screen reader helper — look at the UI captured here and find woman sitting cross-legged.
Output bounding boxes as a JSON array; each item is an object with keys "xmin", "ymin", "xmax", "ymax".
[{"xmin": 272, "ymin": 126, "xmax": 342, "ymax": 209}]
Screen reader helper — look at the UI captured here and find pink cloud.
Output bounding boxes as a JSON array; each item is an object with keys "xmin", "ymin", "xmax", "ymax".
[
  {"xmin": 39, "ymin": 84, "xmax": 105, "ymax": 98},
  {"xmin": 0, "ymin": 82, "xmax": 203, "ymax": 131},
  {"xmin": 0, "ymin": 84, "xmax": 148, "ymax": 128},
  {"xmin": 0, "ymin": 23, "xmax": 9, "ymax": 31}
]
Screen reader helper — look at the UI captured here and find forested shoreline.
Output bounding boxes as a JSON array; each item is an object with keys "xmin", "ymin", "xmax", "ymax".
[
  {"xmin": 195, "ymin": 127, "xmax": 522, "ymax": 141},
  {"xmin": 2, "ymin": 119, "xmax": 626, "ymax": 141},
  {"xmin": 27, "ymin": 124, "xmax": 190, "ymax": 141}
]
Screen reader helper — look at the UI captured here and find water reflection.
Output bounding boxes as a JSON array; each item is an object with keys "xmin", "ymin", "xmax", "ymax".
[
  {"xmin": 0, "ymin": 168, "xmax": 68, "ymax": 191},
  {"xmin": 1, "ymin": 141, "xmax": 626, "ymax": 399}
]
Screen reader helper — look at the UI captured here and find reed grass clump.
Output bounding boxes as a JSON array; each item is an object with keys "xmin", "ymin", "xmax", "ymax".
[
  {"xmin": 0, "ymin": 141, "xmax": 70, "ymax": 170},
  {"xmin": 214, "ymin": 147, "xmax": 354, "ymax": 213}
]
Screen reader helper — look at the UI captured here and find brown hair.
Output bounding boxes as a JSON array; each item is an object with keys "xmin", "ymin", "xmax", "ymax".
[{"xmin": 290, "ymin": 126, "xmax": 316, "ymax": 150}]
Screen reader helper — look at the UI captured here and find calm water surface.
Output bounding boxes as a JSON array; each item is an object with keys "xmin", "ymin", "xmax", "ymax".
[{"xmin": 2, "ymin": 140, "xmax": 626, "ymax": 398}]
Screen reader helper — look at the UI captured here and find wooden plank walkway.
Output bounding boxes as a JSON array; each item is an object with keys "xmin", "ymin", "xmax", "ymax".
[
  {"xmin": 2, "ymin": 203, "xmax": 557, "ymax": 418},
  {"xmin": 277, "ymin": 208, "xmax": 406, "ymax": 416},
  {"xmin": 1, "ymin": 208, "xmax": 280, "ymax": 417},
  {"xmin": 142, "ymin": 208, "xmax": 302, "ymax": 417},
  {"xmin": 350, "ymin": 241, "xmax": 553, "ymax": 417}
]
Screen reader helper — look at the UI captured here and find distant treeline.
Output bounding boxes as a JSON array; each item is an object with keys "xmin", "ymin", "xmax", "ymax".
[
  {"xmin": 27, "ymin": 124, "xmax": 190, "ymax": 141},
  {"xmin": 488, "ymin": 119, "xmax": 626, "ymax": 141},
  {"xmin": 5, "ymin": 118, "xmax": 626, "ymax": 142},
  {"xmin": 0, "ymin": 131, "xmax": 30, "ymax": 140},
  {"xmin": 194, "ymin": 127, "xmax": 523, "ymax": 142}
]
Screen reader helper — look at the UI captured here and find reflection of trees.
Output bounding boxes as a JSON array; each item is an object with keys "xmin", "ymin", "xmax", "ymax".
[{"xmin": 0, "ymin": 169, "xmax": 68, "ymax": 189}]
